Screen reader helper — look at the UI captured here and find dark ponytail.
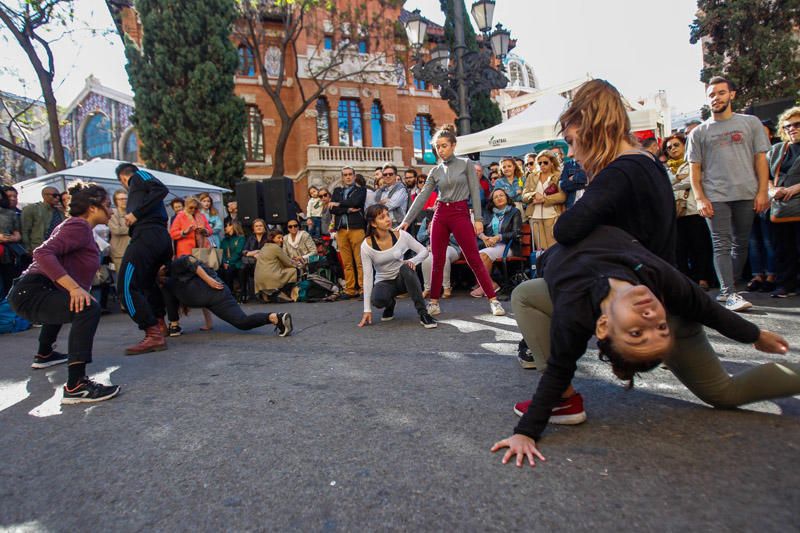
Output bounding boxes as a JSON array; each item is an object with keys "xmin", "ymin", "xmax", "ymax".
[
  {"xmin": 597, "ymin": 337, "xmax": 663, "ymax": 390},
  {"xmin": 67, "ymin": 181, "xmax": 108, "ymax": 217}
]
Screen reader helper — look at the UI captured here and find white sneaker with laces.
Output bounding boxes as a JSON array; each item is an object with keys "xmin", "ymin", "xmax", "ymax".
[
  {"xmin": 426, "ymin": 302, "xmax": 441, "ymax": 316},
  {"xmin": 725, "ymin": 293, "xmax": 752, "ymax": 312},
  {"xmin": 490, "ymin": 299, "xmax": 506, "ymax": 316}
]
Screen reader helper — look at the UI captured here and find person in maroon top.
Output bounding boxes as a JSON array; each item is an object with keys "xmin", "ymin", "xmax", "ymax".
[{"xmin": 8, "ymin": 181, "xmax": 120, "ymax": 404}]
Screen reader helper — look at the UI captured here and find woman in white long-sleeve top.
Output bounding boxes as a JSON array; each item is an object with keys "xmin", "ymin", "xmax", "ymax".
[{"xmin": 358, "ymin": 204, "xmax": 436, "ymax": 329}]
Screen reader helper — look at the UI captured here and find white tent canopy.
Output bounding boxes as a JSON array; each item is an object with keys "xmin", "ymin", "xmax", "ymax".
[
  {"xmin": 14, "ymin": 159, "xmax": 231, "ymax": 208},
  {"xmin": 455, "ymin": 94, "xmax": 662, "ymax": 155}
]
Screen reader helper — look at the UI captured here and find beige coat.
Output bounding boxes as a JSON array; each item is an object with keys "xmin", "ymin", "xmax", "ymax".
[
  {"xmin": 254, "ymin": 243, "xmax": 298, "ymax": 293},
  {"xmin": 107, "ymin": 209, "xmax": 131, "ymax": 272},
  {"xmin": 282, "ymin": 230, "xmax": 316, "ymax": 259},
  {"xmin": 521, "ymin": 172, "xmax": 566, "ymax": 219}
]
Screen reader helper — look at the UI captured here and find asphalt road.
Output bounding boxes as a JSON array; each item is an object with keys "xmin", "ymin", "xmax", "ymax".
[{"xmin": 1, "ymin": 290, "xmax": 798, "ymax": 531}]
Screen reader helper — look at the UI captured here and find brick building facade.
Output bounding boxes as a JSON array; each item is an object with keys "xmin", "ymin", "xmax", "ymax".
[{"xmin": 112, "ymin": 1, "xmax": 455, "ymax": 203}]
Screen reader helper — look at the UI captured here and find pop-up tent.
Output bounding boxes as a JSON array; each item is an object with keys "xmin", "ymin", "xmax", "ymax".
[
  {"xmin": 14, "ymin": 159, "xmax": 231, "ymax": 208},
  {"xmin": 455, "ymin": 93, "xmax": 663, "ymax": 155}
]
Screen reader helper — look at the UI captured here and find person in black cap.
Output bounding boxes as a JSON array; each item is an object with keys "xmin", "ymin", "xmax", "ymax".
[{"xmin": 115, "ymin": 163, "xmax": 173, "ymax": 355}]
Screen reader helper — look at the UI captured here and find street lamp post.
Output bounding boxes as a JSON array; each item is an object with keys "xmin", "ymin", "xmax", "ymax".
[{"xmin": 404, "ymin": 1, "xmax": 510, "ymax": 136}]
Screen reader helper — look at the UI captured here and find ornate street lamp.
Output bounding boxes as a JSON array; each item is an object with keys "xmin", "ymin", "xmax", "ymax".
[
  {"xmin": 489, "ymin": 23, "xmax": 511, "ymax": 60},
  {"xmin": 470, "ymin": 0, "xmax": 496, "ymax": 34},
  {"xmin": 403, "ymin": 9, "xmax": 428, "ymax": 51},
  {"xmin": 404, "ymin": 1, "xmax": 509, "ymax": 136}
]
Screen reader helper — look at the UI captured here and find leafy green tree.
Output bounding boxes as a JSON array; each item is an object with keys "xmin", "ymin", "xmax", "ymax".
[
  {"xmin": 0, "ymin": 0, "xmax": 74, "ymax": 173},
  {"xmin": 439, "ymin": 0, "xmax": 502, "ymax": 133},
  {"xmin": 124, "ymin": 0, "xmax": 245, "ymax": 188},
  {"xmin": 690, "ymin": 0, "xmax": 800, "ymax": 109}
]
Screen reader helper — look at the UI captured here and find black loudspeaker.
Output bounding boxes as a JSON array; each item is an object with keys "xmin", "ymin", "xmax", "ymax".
[
  {"xmin": 236, "ymin": 181, "xmax": 264, "ymax": 225},
  {"xmin": 261, "ymin": 177, "xmax": 297, "ymax": 224}
]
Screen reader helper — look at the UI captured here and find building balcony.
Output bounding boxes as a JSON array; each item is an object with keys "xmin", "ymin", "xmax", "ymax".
[{"xmin": 304, "ymin": 144, "xmax": 406, "ymax": 186}]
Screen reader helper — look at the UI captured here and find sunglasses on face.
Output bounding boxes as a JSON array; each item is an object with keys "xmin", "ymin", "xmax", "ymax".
[
  {"xmin": 287, "ymin": 224, "xmax": 299, "ymax": 228},
  {"xmin": 526, "ymin": 162, "xmax": 535, "ymax": 166},
  {"xmin": 383, "ymin": 172, "xmax": 395, "ymax": 177},
  {"xmin": 783, "ymin": 121, "xmax": 800, "ymax": 131},
  {"xmin": 538, "ymin": 161, "xmax": 549, "ymax": 166},
  {"xmin": 320, "ymin": 193, "xmax": 330, "ymax": 198},
  {"xmin": 47, "ymin": 193, "xmax": 60, "ymax": 198}
]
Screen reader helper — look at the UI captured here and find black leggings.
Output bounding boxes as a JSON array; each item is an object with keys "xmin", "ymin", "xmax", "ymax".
[
  {"xmin": 371, "ymin": 264, "xmax": 426, "ymax": 314},
  {"xmin": 8, "ymin": 274, "xmax": 101, "ymax": 363},
  {"xmin": 163, "ymin": 280, "xmax": 271, "ymax": 330},
  {"xmin": 118, "ymin": 225, "xmax": 173, "ymax": 330}
]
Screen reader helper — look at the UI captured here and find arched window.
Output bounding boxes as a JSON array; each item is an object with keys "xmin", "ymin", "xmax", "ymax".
[
  {"xmin": 123, "ymin": 131, "xmax": 139, "ymax": 162},
  {"xmin": 337, "ymin": 99, "xmax": 363, "ymax": 147},
  {"xmin": 413, "ymin": 114, "xmax": 434, "ymax": 163},
  {"xmin": 316, "ymin": 98, "xmax": 331, "ymax": 146},
  {"xmin": 237, "ymin": 46, "xmax": 256, "ymax": 76},
  {"xmin": 370, "ymin": 101, "xmax": 383, "ymax": 148},
  {"xmin": 244, "ymin": 106, "xmax": 264, "ymax": 161},
  {"xmin": 83, "ymin": 113, "xmax": 113, "ymax": 159},
  {"xmin": 525, "ymin": 64, "xmax": 536, "ymax": 88},
  {"xmin": 508, "ymin": 61, "xmax": 523, "ymax": 86}
]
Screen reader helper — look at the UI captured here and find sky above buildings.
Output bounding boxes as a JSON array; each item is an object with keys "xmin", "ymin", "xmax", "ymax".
[{"xmin": 1, "ymin": 0, "xmax": 707, "ymax": 115}]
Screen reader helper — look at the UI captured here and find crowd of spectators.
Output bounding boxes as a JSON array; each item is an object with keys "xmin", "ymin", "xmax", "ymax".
[{"xmin": 3, "ymin": 90, "xmax": 798, "ymax": 317}]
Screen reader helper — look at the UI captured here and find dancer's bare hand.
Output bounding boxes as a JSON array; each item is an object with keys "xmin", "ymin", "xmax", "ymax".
[
  {"xmin": 754, "ymin": 191, "xmax": 770, "ymax": 213},
  {"xmin": 358, "ymin": 312, "xmax": 372, "ymax": 327},
  {"xmin": 68, "ymin": 287, "xmax": 94, "ymax": 313},
  {"xmin": 696, "ymin": 197, "xmax": 714, "ymax": 218},
  {"xmin": 474, "ymin": 220, "xmax": 484, "ymax": 236},
  {"xmin": 396, "ymin": 222, "xmax": 409, "ymax": 231},
  {"xmin": 205, "ymin": 278, "xmax": 224, "ymax": 290},
  {"xmin": 754, "ymin": 330, "xmax": 789, "ymax": 354},
  {"xmin": 491, "ymin": 434, "xmax": 546, "ymax": 468}
]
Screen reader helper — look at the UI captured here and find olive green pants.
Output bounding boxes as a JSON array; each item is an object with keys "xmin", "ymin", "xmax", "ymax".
[{"xmin": 511, "ymin": 278, "xmax": 800, "ymax": 408}]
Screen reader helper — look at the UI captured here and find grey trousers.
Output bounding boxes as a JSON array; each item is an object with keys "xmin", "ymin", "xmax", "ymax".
[
  {"xmin": 511, "ymin": 278, "xmax": 800, "ymax": 408},
  {"xmin": 707, "ymin": 200, "xmax": 755, "ymax": 296},
  {"xmin": 372, "ymin": 264, "xmax": 427, "ymax": 315}
]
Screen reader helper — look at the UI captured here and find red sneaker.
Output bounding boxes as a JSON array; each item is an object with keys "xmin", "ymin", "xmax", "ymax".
[{"xmin": 513, "ymin": 393, "xmax": 587, "ymax": 425}]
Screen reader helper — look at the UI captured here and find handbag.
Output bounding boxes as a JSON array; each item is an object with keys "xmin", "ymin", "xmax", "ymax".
[
  {"xmin": 770, "ymin": 143, "xmax": 800, "ymax": 223},
  {"xmin": 192, "ymin": 247, "xmax": 222, "ymax": 270}
]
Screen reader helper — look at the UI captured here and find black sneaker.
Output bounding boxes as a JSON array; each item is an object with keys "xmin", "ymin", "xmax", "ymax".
[
  {"xmin": 771, "ymin": 287, "xmax": 796, "ymax": 298},
  {"xmin": 761, "ymin": 280, "xmax": 777, "ymax": 293},
  {"xmin": 168, "ymin": 324, "xmax": 183, "ymax": 337},
  {"xmin": 31, "ymin": 351, "xmax": 69, "ymax": 369},
  {"xmin": 517, "ymin": 340, "xmax": 536, "ymax": 369},
  {"xmin": 61, "ymin": 378, "xmax": 120, "ymax": 405},
  {"xmin": 381, "ymin": 302, "xmax": 396, "ymax": 322},
  {"xmin": 419, "ymin": 312, "xmax": 437, "ymax": 329},
  {"xmin": 275, "ymin": 313, "xmax": 293, "ymax": 337}
]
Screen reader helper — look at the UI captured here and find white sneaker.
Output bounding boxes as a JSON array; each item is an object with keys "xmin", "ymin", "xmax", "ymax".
[
  {"xmin": 426, "ymin": 302, "xmax": 441, "ymax": 316},
  {"xmin": 490, "ymin": 300, "xmax": 506, "ymax": 316},
  {"xmin": 725, "ymin": 293, "xmax": 752, "ymax": 312}
]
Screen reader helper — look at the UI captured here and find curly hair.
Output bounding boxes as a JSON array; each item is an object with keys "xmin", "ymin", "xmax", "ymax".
[
  {"xmin": 778, "ymin": 106, "xmax": 800, "ymax": 142},
  {"xmin": 67, "ymin": 181, "xmax": 109, "ymax": 217}
]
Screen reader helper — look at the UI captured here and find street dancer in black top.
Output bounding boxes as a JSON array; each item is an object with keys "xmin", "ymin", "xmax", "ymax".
[
  {"xmin": 160, "ymin": 255, "xmax": 293, "ymax": 337},
  {"xmin": 115, "ymin": 163, "xmax": 173, "ymax": 355},
  {"xmin": 493, "ymin": 226, "xmax": 797, "ymax": 467}
]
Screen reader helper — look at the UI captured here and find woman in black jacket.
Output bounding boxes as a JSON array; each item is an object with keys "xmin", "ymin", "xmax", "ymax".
[{"xmin": 470, "ymin": 188, "xmax": 522, "ymax": 298}]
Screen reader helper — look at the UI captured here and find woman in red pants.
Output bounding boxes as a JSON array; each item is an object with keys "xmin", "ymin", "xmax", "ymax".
[{"xmin": 400, "ymin": 124, "xmax": 505, "ymax": 317}]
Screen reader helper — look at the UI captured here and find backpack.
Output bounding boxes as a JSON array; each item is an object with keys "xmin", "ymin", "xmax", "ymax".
[
  {"xmin": 296, "ymin": 274, "xmax": 340, "ymax": 302},
  {"xmin": 0, "ymin": 298, "xmax": 31, "ymax": 334}
]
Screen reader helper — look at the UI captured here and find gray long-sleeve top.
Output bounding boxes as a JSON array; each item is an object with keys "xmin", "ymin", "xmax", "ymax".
[{"xmin": 402, "ymin": 156, "xmax": 483, "ymax": 225}]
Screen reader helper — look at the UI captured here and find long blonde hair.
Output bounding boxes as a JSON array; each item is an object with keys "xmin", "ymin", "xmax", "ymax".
[
  {"xmin": 559, "ymin": 79, "xmax": 635, "ymax": 178},
  {"xmin": 536, "ymin": 149, "xmax": 562, "ymax": 177}
]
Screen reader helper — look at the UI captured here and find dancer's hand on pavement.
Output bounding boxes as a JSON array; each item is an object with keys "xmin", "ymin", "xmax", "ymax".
[
  {"xmin": 68, "ymin": 287, "xmax": 94, "ymax": 313},
  {"xmin": 491, "ymin": 434, "xmax": 546, "ymax": 468},
  {"xmin": 754, "ymin": 330, "xmax": 789, "ymax": 354},
  {"xmin": 358, "ymin": 312, "xmax": 372, "ymax": 327}
]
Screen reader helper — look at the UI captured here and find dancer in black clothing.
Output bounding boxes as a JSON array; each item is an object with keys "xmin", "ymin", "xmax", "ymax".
[
  {"xmin": 159, "ymin": 255, "xmax": 292, "ymax": 337},
  {"xmin": 493, "ymin": 226, "xmax": 796, "ymax": 468},
  {"xmin": 115, "ymin": 163, "xmax": 173, "ymax": 355}
]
